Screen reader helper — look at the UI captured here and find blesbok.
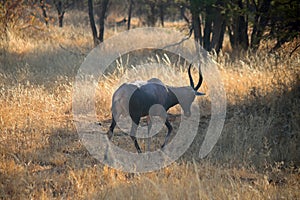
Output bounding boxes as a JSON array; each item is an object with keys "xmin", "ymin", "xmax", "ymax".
[{"xmin": 106, "ymin": 64, "xmax": 205, "ymax": 153}]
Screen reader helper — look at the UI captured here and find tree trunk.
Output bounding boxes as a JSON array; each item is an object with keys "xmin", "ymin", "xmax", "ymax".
[
  {"xmin": 147, "ymin": 2, "xmax": 157, "ymax": 26},
  {"xmin": 180, "ymin": 5, "xmax": 189, "ymax": 24},
  {"xmin": 216, "ymin": 21, "xmax": 226, "ymax": 53},
  {"xmin": 58, "ymin": 11, "xmax": 64, "ymax": 27},
  {"xmin": 193, "ymin": 14, "xmax": 202, "ymax": 44},
  {"xmin": 211, "ymin": 0, "xmax": 226, "ymax": 54},
  {"xmin": 212, "ymin": 17, "xmax": 226, "ymax": 53},
  {"xmin": 127, "ymin": 0, "xmax": 133, "ymax": 30},
  {"xmin": 229, "ymin": 0, "xmax": 249, "ymax": 52},
  {"xmin": 98, "ymin": 0, "xmax": 109, "ymax": 43},
  {"xmin": 190, "ymin": 0, "xmax": 202, "ymax": 44},
  {"xmin": 39, "ymin": 0, "xmax": 48, "ymax": 26},
  {"xmin": 237, "ymin": 0, "xmax": 249, "ymax": 50},
  {"xmin": 55, "ymin": 1, "xmax": 64, "ymax": 27},
  {"xmin": 238, "ymin": 20, "xmax": 248, "ymax": 50},
  {"xmin": 203, "ymin": 5, "xmax": 213, "ymax": 51},
  {"xmin": 159, "ymin": 4, "xmax": 165, "ymax": 27},
  {"xmin": 250, "ymin": 0, "xmax": 271, "ymax": 51},
  {"xmin": 88, "ymin": 0, "xmax": 99, "ymax": 46}
]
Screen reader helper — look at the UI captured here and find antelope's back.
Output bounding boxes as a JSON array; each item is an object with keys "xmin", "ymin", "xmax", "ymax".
[
  {"xmin": 111, "ymin": 83, "xmax": 139, "ymax": 119},
  {"xmin": 111, "ymin": 79, "xmax": 168, "ymax": 118},
  {"xmin": 128, "ymin": 82, "xmax": 168, "ymax": 117}
]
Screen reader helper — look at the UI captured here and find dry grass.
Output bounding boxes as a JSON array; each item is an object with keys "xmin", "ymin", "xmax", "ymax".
[{"xmin": 0, "ymin": 13, "xmax": 299, "ymax": 199}]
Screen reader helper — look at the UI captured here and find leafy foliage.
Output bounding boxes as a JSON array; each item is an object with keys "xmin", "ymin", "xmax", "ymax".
[
  {"xmin": 1, "ymin": 0, "xmax": 299, "ymax": 52},
  {"xmin": 268, "ymin": 0, "xmax": 300, "ymax": 50}
]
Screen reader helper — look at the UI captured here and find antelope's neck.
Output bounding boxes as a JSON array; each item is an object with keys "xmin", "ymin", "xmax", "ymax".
[{"xmin": 165, "ymin": 87, "xmax": 179, "ymax": 109}]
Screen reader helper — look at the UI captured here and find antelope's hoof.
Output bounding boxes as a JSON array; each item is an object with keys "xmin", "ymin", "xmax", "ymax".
[{"xmin": 107, "ymin": 131, "xmax": 113, "ymax": 140}]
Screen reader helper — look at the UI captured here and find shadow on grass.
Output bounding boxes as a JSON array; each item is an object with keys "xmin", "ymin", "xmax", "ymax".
[
  {"xmin": 1, "ymin": 44, "xmax": 299, "ymax": 175},
  {"xmin": 185, "ymin": 76, "xmax": 300, "ymax": 171},
  {"xmin": 23, "ymin": 76, "xmax": 299, "ymax": 176}
]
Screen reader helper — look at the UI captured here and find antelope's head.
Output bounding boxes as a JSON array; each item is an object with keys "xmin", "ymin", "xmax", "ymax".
[{"xmin": 172, "ymin": 64, "xmax": 205, "ymax": 117}]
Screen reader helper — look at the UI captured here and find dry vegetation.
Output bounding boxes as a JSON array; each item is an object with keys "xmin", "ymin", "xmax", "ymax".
[{"xmin": 0, "ymin": 12, "xmax": 299, "ymax": 199}]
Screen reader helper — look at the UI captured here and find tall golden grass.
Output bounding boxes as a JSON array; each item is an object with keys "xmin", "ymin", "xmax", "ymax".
[{"xmin": 0, "ymin": 14, "xmax": 299, "ymax": 199}]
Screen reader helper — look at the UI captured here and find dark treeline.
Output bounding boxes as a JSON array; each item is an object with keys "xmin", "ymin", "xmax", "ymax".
[{"xmin": 1, "ymin": 0, "xmax": 299, "ymax": 53}]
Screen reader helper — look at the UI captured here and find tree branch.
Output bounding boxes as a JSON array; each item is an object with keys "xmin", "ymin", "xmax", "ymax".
[{"xmin": 290, "ymin": 43, "xmax": 300, "ymax": 57}]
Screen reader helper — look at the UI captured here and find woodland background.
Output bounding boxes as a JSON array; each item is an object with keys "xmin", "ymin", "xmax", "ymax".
[{"xmin": 0, "ymin": 0, "xmax": 299, "ymax": 199}]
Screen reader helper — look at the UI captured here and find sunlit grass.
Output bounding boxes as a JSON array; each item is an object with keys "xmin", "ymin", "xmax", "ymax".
[{"xmin": 0, "ymin": 13, "xmax": 299, "ymax": 199}]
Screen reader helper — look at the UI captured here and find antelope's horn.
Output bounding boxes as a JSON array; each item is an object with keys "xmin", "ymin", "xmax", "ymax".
[{"xmin": 188, "ymin": 64, "xmax": 203, "ymax": 91}]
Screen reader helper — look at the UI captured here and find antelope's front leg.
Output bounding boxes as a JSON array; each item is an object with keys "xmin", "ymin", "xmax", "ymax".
[
  {"xmin": 161, "ymin": 119, "xmax": 173, "ymax": 149},
  {"xmin": 107, "ymin": 116, "xmax": 116, "ymax": 140}
]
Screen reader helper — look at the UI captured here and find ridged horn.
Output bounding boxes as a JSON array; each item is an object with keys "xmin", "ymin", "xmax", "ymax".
[{"xmin": 188, "ymin": 64, "xmax": 203, "ymax": 91}]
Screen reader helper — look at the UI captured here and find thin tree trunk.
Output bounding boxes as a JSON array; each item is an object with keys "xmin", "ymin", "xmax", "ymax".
[
  {"xmin": 193, "ymin": 14, "xmax": 202, "ymax": 44},
  {"xmin": 203, "ymin": 5, "xmax": 213, "ymax": 51},
  {"xmin": 148, "ymin": 2, "xmax": 156, "ymax": 26},
  {"xmin": 98, "ymin": 0, "xmax": 109, "ymax": 43},
  {"xmin": 216, "ymin": 21, "xmax": 226, "ymax": 53},
  {"xmin": 211, "ymin": 0, "xmax": 226, "ymax": 53},
  {"xmin": 229, "ymin": 0, "xmax": 249, "ymax": 52},
  {"xmin": 180, "ymin": 6, "xmax": 189, "ymax": 24},
  {"xmin": 127, "ymin": 0, "xmax": 133, "ymax": 30},
  {"xmin": 238, "ymin": 16, "xmax": 248, "ymax": 50},
  {"xmin": 39, "ymin": 0, "xmax": 48, "ymax": 26},
  {"xmin": 212, "ymin": 18, "xmax": 226, "ymax": 53},
  {"xmin": 159, "ymin": 4, "xmax": 164, "ymax": 27},
  {"xmin": 190, "ymin": 0, "xmax": 202, "ymax": 44},
  {"xmin": 250, "ymin": 0, "xmax": 271, "ymax": 51},
  {"xmin": 237, "ymin": 0, "xmax": 249, "ymax": 50},
  {"xmin": 54, "ymin": 0, "xmax": 73, "ymax": 28},
  {"xmin": 55, "ymin": 1, "xmax": 64, "ymax": 27},
  {"xmin": 88, "ymin": 0, "xmax": 98, "ymax": 46},
  {"xmin": 58, "ymin": 11, "xmax": 64, "ymax": 27}
]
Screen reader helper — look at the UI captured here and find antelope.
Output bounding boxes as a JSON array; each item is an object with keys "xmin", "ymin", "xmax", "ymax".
[{"xmin": 106, "ymin": 64, "xmax": 205, "ymax": 153}]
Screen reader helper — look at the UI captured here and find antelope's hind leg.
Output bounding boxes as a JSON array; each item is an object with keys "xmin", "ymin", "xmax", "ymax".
[
  {"xmin": 146, "ymin": 116, "xmax": 152, "ymax": 152},
  {"xmin": 107, "ymin": 116, "xmax": 116, "ymax": 140},
  {"xmin": 130, "ymin": 119, "xmax": 142, "ymax": 153}
]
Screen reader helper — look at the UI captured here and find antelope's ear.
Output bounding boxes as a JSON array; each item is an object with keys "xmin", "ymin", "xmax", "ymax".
[{"xmin": 195, "ymin": 91, "xmax": 205, "ymax": 96}]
